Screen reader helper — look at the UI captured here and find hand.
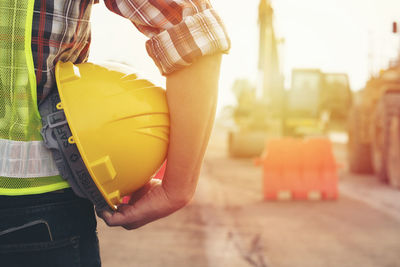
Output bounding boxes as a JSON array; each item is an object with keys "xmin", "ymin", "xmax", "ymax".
[{"xmin": 100, "ymin": 179, "xmax": 191, "ymax": 230}]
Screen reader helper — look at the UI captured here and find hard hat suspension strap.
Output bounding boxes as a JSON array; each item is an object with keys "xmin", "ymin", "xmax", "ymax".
[{"xmin": 39, "ymin": 90, "xmax": 112, "ymax": 212}]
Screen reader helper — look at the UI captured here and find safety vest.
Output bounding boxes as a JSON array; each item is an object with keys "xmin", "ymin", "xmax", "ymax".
[{"xmin": 0, "ymin": 0, "xmax": 69, "ymax": 195}]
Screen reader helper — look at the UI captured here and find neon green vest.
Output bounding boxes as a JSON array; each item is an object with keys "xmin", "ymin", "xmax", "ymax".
[{"xmin": 0, "ymin": 0, "xmax": 69, "ymax": 195}]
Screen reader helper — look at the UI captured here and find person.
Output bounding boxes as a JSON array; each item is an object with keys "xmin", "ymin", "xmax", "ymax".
[{"xmin": 0, "ymin": 0, "xmax": 230, "ymax": 266}]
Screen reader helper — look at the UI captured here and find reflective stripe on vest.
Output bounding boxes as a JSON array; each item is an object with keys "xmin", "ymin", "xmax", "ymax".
[
  {"xmin": 0, "ymin": 139, "xmax": 59, "ymax": 178},
  {"xmin": 0, "ymin": 0, "xmax": 69, "ymax": 195}
]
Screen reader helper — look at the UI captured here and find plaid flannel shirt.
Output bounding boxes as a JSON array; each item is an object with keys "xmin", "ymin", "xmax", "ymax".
[{"xmin": 32, "ymin": 0, "xmax": 230, "ymax": 103}]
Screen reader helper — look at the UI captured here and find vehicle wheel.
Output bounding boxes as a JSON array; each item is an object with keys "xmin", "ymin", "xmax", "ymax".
[
  {"xmin": 228, "ymin": 131, "xmax": 266, "ymax": 158},
  {"xmin": 371, "ymin": 117, "xmax": 387, "ymax": 181},
  {"xmin": 371, "ymin": 96, "xmax": 393, "ymax": 182},
  {"xmin": 228, "ymin": 131, "xmax": 240, "ymax": 158},
  {"xmin": 347, "ymin": 107, "xmax": 373, "ymax": 173},
  {"xmin": 372, "ymin": 92, "xmax": 400, "ymax": 183},
  {"xmin": 387, "ymin": 115, "xmax": 400, "ymax": 189}
]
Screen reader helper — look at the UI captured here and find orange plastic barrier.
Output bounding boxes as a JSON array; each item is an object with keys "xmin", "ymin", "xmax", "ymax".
[
  {"xmin": 154, "ymin": 161, "xmax": 166, "ymax": 180},
  {"xmin": 256, "ymin": 138, "xmax": 338, "ymax": 200}
]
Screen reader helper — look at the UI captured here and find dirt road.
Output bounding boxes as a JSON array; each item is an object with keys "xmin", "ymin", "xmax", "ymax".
[{"xmin": 98, "ymin": 129, "xmax": 400, "ymax": 267}]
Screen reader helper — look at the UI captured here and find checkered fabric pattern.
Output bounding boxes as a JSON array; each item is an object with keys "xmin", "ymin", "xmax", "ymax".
[
  {"xmin": 104, "ymin": 0, "xmax": 230, "ymax": 75},
  {"xmin": 33, "ymin": 0, "xmax": 230, "ymax": 104},
  {"xmin": 32, "ymin": 0, "xmax": 94, "ymax": 103}
]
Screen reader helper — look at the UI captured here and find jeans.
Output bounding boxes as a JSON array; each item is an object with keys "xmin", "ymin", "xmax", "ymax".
[{"xmin": 0, "ymin": 189, "xmax": 101, "ymax": 267}]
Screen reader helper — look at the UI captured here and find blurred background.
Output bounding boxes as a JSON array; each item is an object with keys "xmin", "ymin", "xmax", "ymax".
[{"xmin": 89, "ymin": 0, "xmax": 400, "ymax": 266}]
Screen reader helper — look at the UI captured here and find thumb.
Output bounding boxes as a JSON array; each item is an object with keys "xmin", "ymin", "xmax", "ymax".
[{"xmin": 101, "ymin": 204, "xmax": 135, "ymax": 226}]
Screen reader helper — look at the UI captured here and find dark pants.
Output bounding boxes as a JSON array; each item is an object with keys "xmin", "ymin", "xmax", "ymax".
[{"xmin": 0, "ymin": 189, "xmax": 101, "ymax": 267}]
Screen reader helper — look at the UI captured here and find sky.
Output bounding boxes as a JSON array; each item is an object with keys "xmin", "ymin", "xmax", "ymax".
[{"xmin": 89, "ymin": 0, "xmax": 400, "ymax": 113}]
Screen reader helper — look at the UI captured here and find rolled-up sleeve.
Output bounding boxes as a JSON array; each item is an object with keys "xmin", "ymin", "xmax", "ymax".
[{"xmin": 104, "ymin": 0, "xmax": 230, "ymax": 75}]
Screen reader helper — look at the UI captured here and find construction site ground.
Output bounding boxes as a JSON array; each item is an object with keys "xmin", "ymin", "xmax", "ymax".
[{"xmin": 98, "ymin": 128, "xmax": 400, "ymax": 267}]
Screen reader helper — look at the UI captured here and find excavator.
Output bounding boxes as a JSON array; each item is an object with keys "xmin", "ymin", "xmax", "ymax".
[
  {"xmin": 348, "ymin": 22, "xmax": 400, "ymax": 189},
  {"xmin": 228, "ymin": 0, "xmax": 283, "ymax": 158},
  {"xmin": 228, "ymin": 0, "xmax": 352, "ymax": 157}
]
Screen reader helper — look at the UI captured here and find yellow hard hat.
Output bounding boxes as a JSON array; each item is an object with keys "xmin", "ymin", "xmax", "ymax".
[{"xmin": 40, "ymin": 61, "xmax": 169, "ymax": 211}]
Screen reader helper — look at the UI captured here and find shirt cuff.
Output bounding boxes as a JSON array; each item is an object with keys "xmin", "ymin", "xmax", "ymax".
[{"xmin": 145, "ymin": 8, "xmax": 231, "ymax": 75}]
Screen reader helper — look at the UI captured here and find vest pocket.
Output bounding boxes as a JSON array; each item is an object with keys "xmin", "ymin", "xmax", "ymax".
[{"xmin": 0, "ymin": 236, "xmax": 81, "ymax": 267}]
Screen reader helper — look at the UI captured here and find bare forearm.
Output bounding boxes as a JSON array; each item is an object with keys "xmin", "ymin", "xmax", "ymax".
[
  {"xmin": 101, "ymin": 54, "xmax": 222, "ymax": 229},
  {"xmin": 163, "ymin": 54, "xmax": 222, "ymax": 204}
]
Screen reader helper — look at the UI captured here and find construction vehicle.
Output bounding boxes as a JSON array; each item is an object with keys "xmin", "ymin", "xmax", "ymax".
[
  {"xmin": 228, "ymin": 0, "xmax": 352, "ymax": 157},
  {"xmin": 322, "ymin": 73, "xmax": 352, "ymax": 122},
  {"xmin": 283, "ymin": 69, "xmax": 351, "ymax": 136},
  {"xmin": 228, "ymin": 0, "xmax": 284, "ymax": 158},
  {"xmin": 348, "ymin": 22, "xmax": 400, "ymax": 189}
]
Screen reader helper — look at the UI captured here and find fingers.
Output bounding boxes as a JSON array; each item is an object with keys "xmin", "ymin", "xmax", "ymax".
[
  {"xmin": 101, "ymin": 205, "xmax": 140, "ymax": 229},
  {"xmin": 99, "ymin": 179, "xmax": 181, "ymax": 230},
  {"xmin": 102, "ymin": 203, "xmax": 162, "ymax": 230},
  {"xmin": 101, "ymin": 179, "xmax": 162, "ymax": 227}
]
